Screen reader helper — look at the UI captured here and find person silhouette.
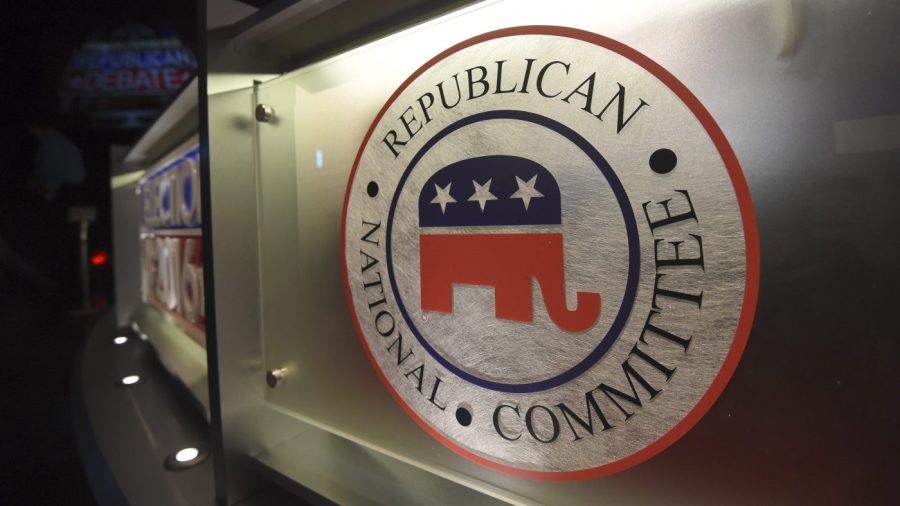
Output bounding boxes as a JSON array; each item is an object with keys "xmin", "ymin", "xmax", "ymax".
[{"xmin": 27, "ymin": 115, "xmax": 87, "ymax": 203}]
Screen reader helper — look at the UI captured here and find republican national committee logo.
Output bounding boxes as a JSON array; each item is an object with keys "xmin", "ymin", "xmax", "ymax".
[
  {"xmin": 419, "ymin": 155, "xmax": 602, "ymax": 335},
  {"xmin": 342, "ymin": 26, "xmax": 759, "ymax": 479}
]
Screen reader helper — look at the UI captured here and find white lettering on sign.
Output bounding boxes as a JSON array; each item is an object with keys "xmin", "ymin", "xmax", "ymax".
[
  {"xmin": 141, "ymin": 150, "xmax": 201, "ymax": 229},
  {"xmin": 138, "ymin": 144, "xmax": 205, "ymax": 341}
]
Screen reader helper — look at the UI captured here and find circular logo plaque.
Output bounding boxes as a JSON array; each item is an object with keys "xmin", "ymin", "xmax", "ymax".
[{"xmin": 341, "ymin": 26, "xmax": 758, "ymax": 479}]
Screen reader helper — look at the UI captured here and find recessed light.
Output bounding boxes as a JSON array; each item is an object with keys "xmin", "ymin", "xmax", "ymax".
[
  {"xmin": 164, "ymin": 446, "xmax": 207, "ymax": 471},
  {"xmin": 175, "ymin": 448, "xmax": 199, "ymax": 462},
  {"xmin": 115, "ymin": 375, "xmax": 144, "ymax": 387},
  {"xmin": 113, "ymin": 336, "xmax": 128, "ymax": 345}
]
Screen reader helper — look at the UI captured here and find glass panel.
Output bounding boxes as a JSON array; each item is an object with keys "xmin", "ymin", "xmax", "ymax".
[{"xmin": 252, "ymin": 0, "xmax": 900, "ymax": 503}]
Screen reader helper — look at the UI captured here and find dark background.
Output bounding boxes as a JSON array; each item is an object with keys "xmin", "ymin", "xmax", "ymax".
[{"xmin": 0, "ymin": 1, "xmax": 196, "ymax": 503}]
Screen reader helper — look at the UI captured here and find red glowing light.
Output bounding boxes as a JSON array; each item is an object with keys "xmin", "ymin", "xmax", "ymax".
[{"xmin": 91, "ymin": 250, "xmax": 108, "ymax": 267}]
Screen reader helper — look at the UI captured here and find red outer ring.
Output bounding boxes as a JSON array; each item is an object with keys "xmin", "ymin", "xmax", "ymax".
[{"xmin": 340, "ymin": 25, "xmax": 760, "ymax": 480}]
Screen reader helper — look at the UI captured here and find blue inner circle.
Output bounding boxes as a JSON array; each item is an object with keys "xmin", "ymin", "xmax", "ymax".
[{"xmin": 385, "ymin": 110, "xmax": 640, "ymax": 393}]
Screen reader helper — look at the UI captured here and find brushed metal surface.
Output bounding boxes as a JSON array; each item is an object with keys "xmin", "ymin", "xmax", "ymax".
[
  {"xmin": 344, "ymin": 31, "xmax": 750, "ymax": 473},
  {"xmin": 252, "ymin": 431, "xmax": 521, "ymax": 506},
  {"xmin": 210, "ymin": 0, "xmax": 900, "ymax": 503}
]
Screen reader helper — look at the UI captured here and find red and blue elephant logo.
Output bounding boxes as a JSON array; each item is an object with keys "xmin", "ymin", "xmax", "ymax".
[{"xmin": 418, "ymin": 155, "xmax": 600, "ymax": 333}]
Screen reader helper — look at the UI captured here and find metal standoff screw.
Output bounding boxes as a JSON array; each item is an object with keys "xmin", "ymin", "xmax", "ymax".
[
  {"xmin": 266, "ymin": 367, "xmax": 288, "ymax": 388},
  {"xmin": 255, "ymin": 103, "xmax": 275, "ymax": 122}
]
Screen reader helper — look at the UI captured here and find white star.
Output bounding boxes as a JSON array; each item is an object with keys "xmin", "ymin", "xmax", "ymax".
[
  {"xmin": 430, "ymin": 183, "xmax": 457, "ymax": 214},
  {"xmin": 509, "ymin": 175, "xmax": 544, "ymax": 210},
  {"xmin": 468, "ymin": 179, "xmax": 498, "ymax": 212}
]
